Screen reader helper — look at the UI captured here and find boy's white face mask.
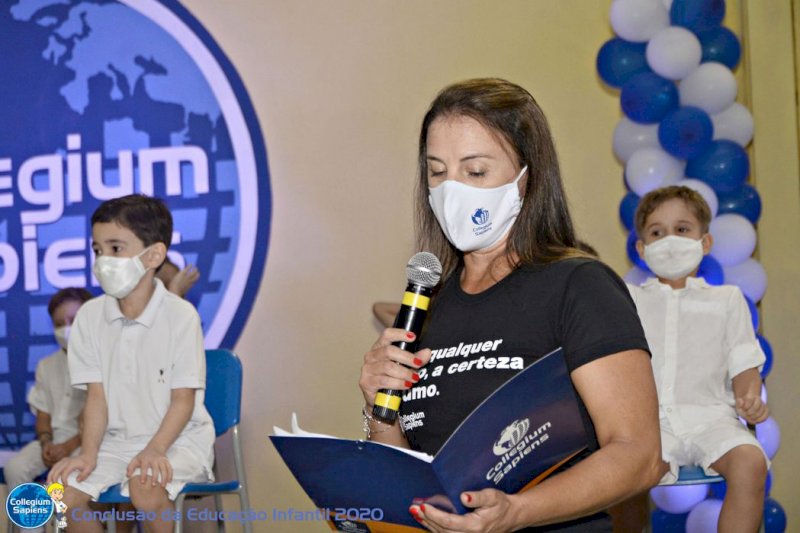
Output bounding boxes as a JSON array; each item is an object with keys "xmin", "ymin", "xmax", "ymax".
[
  {"xmin": 643, "ymin": 235, "xmax": 704, "ymax": 280},
  {"xmin": 428, "ymin": 166, "xmax": 527, "ymax": 252},
  {"xmin": 92, "ymin": 247, "xmax": 151, "ymax": 299}
]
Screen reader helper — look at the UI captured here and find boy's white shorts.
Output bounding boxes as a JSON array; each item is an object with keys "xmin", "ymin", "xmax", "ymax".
[
  {"xmin": 659, "ymin": 414, "xmax": 769, "ymax": 484},
  {"xmin": 62, "ymin": 438, "xmax": 212, "ymax": 501}
]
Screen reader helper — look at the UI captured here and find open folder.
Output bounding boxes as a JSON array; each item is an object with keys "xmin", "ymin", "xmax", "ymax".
[{"xmin": 270, "ymin": 347, "xmax": 589, "ymax": 532}]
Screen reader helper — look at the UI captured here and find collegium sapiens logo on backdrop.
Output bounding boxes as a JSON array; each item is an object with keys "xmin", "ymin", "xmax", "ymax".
[{"xmin": 0, "ymin": 0, "xmax": 270, "ymax": 446}]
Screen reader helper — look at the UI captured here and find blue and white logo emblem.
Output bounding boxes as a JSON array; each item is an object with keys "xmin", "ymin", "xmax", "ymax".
[
  {"xmin": 493, "ymin": 418, "xmax": 530, "ymax": 455},
  {"xmin": 471, "ymin": 208, "xmax": 490, "ymax": 225},
  {"xmin": 0, "ymin": 0, "xmax": 270, "ymax": 446},
  {"xmin": 5, "ymin": 483, "xmax": 53, "ymax": 529}
]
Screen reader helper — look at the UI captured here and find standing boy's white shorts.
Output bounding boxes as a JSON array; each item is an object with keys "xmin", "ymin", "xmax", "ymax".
[
  {"xmin": 63, "ymin": 437, "xmax": 213, "ymax": 500},
  {"xmin": 659, "ymin": 414, "xmax": 770, "ymax": 484}
]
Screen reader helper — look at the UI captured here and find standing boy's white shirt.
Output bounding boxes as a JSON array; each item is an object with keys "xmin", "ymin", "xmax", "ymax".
[
  {"xmin": 27, "ymin": 348, "xmax": 86, "ymax": 443},
  {"xmin": 627, "ymin": 277, "xmax": 765, "ymax": 427},
  {"xmin": 68, "ymin": 278, "xmax": 214, "ymax": 469}
]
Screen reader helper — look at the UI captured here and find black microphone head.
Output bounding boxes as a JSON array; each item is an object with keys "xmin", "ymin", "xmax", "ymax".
[{"xmin": 406, "ymin": 252, "xmax": 442, "ymax": 288}]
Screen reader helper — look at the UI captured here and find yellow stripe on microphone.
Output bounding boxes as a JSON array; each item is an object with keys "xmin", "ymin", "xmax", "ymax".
[
  {"xmin": 402, "ymin": 291, "xmax": 430, "ymax": 310},
  {"xmin": 374, "ymin": 392, "xmax": 402, "ymax": 411}
]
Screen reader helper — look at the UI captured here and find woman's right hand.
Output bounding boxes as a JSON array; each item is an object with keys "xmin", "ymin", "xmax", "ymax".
[{"xmin": 359, "ymin": 329, "xmax": 431, "ymax": 408}]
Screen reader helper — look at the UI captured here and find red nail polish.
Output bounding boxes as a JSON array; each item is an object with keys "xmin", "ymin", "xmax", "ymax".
[
  {"xmin": 466, "ymin": 494, "xmax": 472, "ymax": 503},
  {"xmin": 414, "ymin": 515, "xmax": 424, "ymax": 523},
  {"xmin": 412, "ymin": 373, "xmax": 420, "ymax": 382},
  {"xmin": 413, "ymin": 357, "xmax": 422, "ymax": 366},
  {"xmin": 409, "ymin": 507, "xmax": 418, "ymax": 517},
  {"xmin": 406, "ymin": 332, "xmax": 415, "ymax": 340},
  {"xmin": 404, "ymin": 381, "xmax": 412, "ymax": 388}
]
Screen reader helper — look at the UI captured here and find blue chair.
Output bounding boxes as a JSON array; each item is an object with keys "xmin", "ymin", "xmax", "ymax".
[{"xmin": 99, "ymin": 349, "xmax": 251, "ymax": 533}]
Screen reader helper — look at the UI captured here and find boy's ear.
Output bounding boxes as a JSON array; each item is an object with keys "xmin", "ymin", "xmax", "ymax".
[
  {"xmin": 635, "ymin": 238, "xmax": 646, "ymax": 260},
  {"xmin": 143, "ymin": 243, "xmax": 167, "ymax": 269},
  {"xmin": 701, "ymin": 233, "xmax": 713, "ymax": 255}
]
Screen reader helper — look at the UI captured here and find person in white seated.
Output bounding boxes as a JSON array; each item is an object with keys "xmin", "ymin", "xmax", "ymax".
[{"xmin": 4, "ymin": 288, "xmax": 92, "ymax": 532}]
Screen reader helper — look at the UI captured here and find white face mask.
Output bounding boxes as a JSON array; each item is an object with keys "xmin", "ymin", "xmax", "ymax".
[
  {"xmin": 54, "ymin": 325, "xmax": 71, "ymax": 350},
  {"xmin": 92, "ymin": 247, "xmax": 151, "ymax": 299},
  {"xmin": 428, "ymin": 166, "xmax": 527, "ymax": 252},
  {"xmin": 643, "ymin": 235, "xmax": 705, "ymax": 280}
]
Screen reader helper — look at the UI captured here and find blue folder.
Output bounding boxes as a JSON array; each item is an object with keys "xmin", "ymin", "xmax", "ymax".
[{"xmin": 270, "ymin": 347, "xmax": 588, "ymax": 532}]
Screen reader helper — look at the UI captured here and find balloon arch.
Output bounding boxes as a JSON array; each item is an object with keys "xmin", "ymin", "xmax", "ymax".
[{"xmin": 596, "ymin": 0, "xmax": 785, "ymax": 531}]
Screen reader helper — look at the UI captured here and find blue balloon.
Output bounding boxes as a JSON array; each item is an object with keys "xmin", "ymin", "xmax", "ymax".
[
  {"xmin": 686, "ymin": 140, "xmax": 750, "ymax": 193},
  {"xmin": 621, "ymin": 72, "xmax": 679, "ymax": 124},
  {"xmin": 651, "ymin": 508, "xmax": 688, "ymax": 533},
  {"xmin": 697, "ymin": 254, "xmax": 724, "ymax": 285},
  {"xmin": 658, "ymin": 106, "xmax": 714, "ymax": 159},
  {"xmin": 597, "ymin": 38, "xmax": 651, "ymax": 88},
  {"xmin": 717, "ymin": 184, "xmax": 762, "ymax": 223},
  {"xmin": 699, "ymin": 27, "xmax": 742, "ymax": 69},
  {"xmin": 758, "ymin": 334, "xmax": 773, "ymax": 378},
  {"xmin": 745, "ymin": 295, "xmax": 759, "ymax": 331},
  {"xmin": 764, "ymin": 497, "xmax": 787, "ymax": 533},
  {"xmin": 627, "ymin": 230, "xmax": 650, "ymax": 271},
  {"xmin": 619, "ymin": 192, "xmax": 640, "ymax": 231},
  {"xmin": 671, "ymin": 0, "xmax": 726, "ymax": 33},
  {"xmin": 709, "ymin": 480, "xmax": 727, "ymax": 500}
]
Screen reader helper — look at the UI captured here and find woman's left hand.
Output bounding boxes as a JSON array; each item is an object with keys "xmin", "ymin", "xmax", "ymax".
[{"xmin": 410, "ymin": 489, "xmax": 520, "ymax": 532}]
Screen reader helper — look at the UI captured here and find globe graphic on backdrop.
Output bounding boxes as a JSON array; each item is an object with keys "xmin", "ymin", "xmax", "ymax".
[
  {"xmin": 0, "ymin": 1, "xmax": 269, "ymax": 448},
  {"xmin": 5, "ymin": 484, "xmax": 53, "ymax": 528}
]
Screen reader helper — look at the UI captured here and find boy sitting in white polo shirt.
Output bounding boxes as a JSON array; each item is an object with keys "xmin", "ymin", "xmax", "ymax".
[{"xmin": 48, "ymin": 194, "xmax": 214, "ymax": 533}]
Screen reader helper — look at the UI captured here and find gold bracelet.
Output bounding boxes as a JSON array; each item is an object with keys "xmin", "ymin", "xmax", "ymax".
[{"xmin": 362, "ymin": 405, "xmax": 393, "ymax": 439}]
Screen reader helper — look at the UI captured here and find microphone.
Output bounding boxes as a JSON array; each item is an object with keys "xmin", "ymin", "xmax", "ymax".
[{"xmin": 372, "ymin": 252, "xmax": 442, "ymax": 423}]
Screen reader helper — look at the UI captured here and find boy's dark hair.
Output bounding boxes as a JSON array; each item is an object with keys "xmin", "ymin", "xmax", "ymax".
[
  {"xmin": 635, "ymin": 186, "xmax": 712, "ymax": 237},
  {"xmin": 48, "ymin": 287, "xmax": 93, "ymax": 317},
  {"xmin": 91, "ymin": 194, "xmax": 173, "ymax": 249}
]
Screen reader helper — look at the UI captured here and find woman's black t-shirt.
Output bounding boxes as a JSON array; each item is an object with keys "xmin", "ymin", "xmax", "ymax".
[{"xmin": 398, "ymin": 257, "xmax": 649, "ymax": 531}]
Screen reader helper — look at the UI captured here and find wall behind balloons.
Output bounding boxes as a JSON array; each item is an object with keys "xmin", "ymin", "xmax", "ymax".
[{"xmin": 164, "ymin": 1, "xmax": 796, "ymax": 531}]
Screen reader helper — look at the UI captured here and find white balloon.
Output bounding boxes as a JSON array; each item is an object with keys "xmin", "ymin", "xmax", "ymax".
[
  {"xmin": 722, "ymin": 258, "xmax": 767, "ymax": 302},
  {"xmin": 626, "ymin": 148, "xmax": 686, "ymax": 197},
  {"xmin": 709, "ymin": 214, "xmax": 757, "ymax": 266},
  {"xmin": 613, "ymin": 117, "xmax": 660, "ymax": 162},
  {"xmin": 711, "ymin": 102, "xmax": 755, "ymax": 147},
  {"xmin": 624, "ymin": 266, "xmax": 651, "ymax": 285},
  {"xmin": 679, "ymin": 62, "xmax": 738, "ymax": 114},
  {"xmin": 756, "ymin": 417, "xmax": 781, "ymax": 459},
  {"xmin": 675, "ymin": 178, "xmax": 719, "ymax": 217},
  {"xmin": 651, "ymin": 484, "xmax": 709, "ymax": 514},
  {"xmin": 686, "ymin": 499, "xmax": 723, "ymax": 533},
  {"xmin": 646, "ymin": 27, "xmax": 702, "ymax": 80},
  {"xmin": 610, "ymin": 0, "xmax": 670, "ymax": 42}
]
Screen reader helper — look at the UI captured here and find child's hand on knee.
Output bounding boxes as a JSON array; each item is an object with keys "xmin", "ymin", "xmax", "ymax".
[
  {"xmin": 47, "ymin": 454, "xmax": 97, "ymax": 485},
  {"xmin": 127, "ymin": 446, "xmax": 173, "ymax": 488},
  {"xmin": 736, "ymin": 394, "xmax": 768, "ymax": 425}
]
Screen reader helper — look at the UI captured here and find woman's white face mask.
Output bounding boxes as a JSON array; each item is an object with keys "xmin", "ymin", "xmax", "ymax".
[
  {"xmin": 428, "ymin": 166, "xmax": 527, "ymax": 252},
  {"xmin": 643, "ymin": 235, "xmax": 705, "ymax": 280}
]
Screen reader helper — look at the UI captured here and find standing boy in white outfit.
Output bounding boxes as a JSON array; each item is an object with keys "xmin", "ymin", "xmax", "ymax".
[
  {"xmin": 48, "ymin": 194, "xmax": 215, "ymax": 533},
  {"xmin": 4, "ymin": 288, "xmax": 91, "ymax": 532},
  {"xmin": 628, "ymin": 185, "xmax": 768, "ymax": 533}
]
